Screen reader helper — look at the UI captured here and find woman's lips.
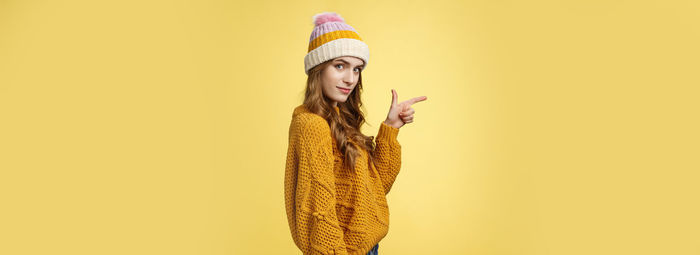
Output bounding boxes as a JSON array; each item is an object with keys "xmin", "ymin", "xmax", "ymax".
[{"xmin": 338, "ymin": 87, "xmax": 351, "ymax": 94}]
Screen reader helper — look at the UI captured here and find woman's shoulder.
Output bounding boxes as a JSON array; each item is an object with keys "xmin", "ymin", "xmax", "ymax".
[{"xmin": 290, "ymin": 104, "xmax": 331, "ymax": 135}]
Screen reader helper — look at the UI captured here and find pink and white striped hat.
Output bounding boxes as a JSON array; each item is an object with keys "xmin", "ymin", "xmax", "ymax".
[{"xmin": 304, "ymin": 12, "xmax": 369, "ymax": 75}]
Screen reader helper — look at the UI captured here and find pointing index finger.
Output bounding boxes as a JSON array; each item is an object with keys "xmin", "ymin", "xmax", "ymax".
[{"xmin": 407, "ymin": 96, "xmax": 428, "ymax": 105}]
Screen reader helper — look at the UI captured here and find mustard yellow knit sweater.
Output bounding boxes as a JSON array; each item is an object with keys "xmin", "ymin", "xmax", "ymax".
[{"xmin": 284, "ymin": 104, "xmax": 401, "ymax": 255}]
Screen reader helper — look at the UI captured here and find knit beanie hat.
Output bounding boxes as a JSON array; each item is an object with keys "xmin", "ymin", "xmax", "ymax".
[{"xmin": 304, "ymin": 12, "xmax": 369, "ymax": 75}]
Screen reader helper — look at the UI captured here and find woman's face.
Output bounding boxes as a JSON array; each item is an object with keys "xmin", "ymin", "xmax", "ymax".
[{"xmin": 320, "ymin": 56, "xmax": 365, "ymax": 107}]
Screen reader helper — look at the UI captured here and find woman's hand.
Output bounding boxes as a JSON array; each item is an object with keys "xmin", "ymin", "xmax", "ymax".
[{"xmin": 384, "ymin": 89, "xmax": 427, "ymax": 129}]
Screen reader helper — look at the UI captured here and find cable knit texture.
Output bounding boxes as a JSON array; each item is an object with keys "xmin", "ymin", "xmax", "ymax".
[{"xmin": 285, "ymin": 104, "xmax": 401, "ymax": 255}]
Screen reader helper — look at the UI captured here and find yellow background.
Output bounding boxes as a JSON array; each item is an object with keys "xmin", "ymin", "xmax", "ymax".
[{"xmin": 1, "ymin": 0, "xmax": 698, "ymax": 254}]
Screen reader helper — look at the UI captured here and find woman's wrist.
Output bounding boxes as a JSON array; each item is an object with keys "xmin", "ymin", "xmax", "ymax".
[{"xmin": 383, "ymin": 119, "xmax": 402, "ymax": 129}]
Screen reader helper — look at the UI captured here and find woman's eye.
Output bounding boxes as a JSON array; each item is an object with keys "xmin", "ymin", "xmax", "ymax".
[
  {"xmin": 354, "ymin": 67, "xmax": 361, "ymax": 72},
  {"xmin": 335, "ymin": 64, "xmax": 343, "ymax": 69}
]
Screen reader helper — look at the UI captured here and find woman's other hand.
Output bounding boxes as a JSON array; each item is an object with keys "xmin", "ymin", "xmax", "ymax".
[{"xmin": 383, "ymin": 89, "xmax": 427, "ymax": 129}]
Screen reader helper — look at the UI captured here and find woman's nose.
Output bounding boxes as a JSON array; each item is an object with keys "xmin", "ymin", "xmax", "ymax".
[{"xmin": 343, "ymin": 71, "xmax": 355, "ymax": 84}]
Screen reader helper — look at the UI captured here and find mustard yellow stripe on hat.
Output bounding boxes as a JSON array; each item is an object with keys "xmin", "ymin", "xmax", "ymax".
[{"xmin": 308, "ymin": 30, "xmax": 363, "ymax": 52}]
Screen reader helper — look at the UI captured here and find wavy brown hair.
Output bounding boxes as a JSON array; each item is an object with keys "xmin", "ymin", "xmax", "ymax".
[{"xmin": 303, "ymin": 59, "xmax": 376, "ymax": 171}]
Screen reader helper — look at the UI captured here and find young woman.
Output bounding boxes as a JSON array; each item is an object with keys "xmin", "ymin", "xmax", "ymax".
[{"xmin": 284, "ymin": 12, "xmax": 426, "ymax": 255}]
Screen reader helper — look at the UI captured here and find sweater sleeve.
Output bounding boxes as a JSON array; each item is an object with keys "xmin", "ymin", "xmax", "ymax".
[
  {"xmin": 292, "ymin": 118, "xmax": 349, "ymax": 255},
  {"xmin": 371, "ymin": 122, "xmax": 402, "ymax": 195}
]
